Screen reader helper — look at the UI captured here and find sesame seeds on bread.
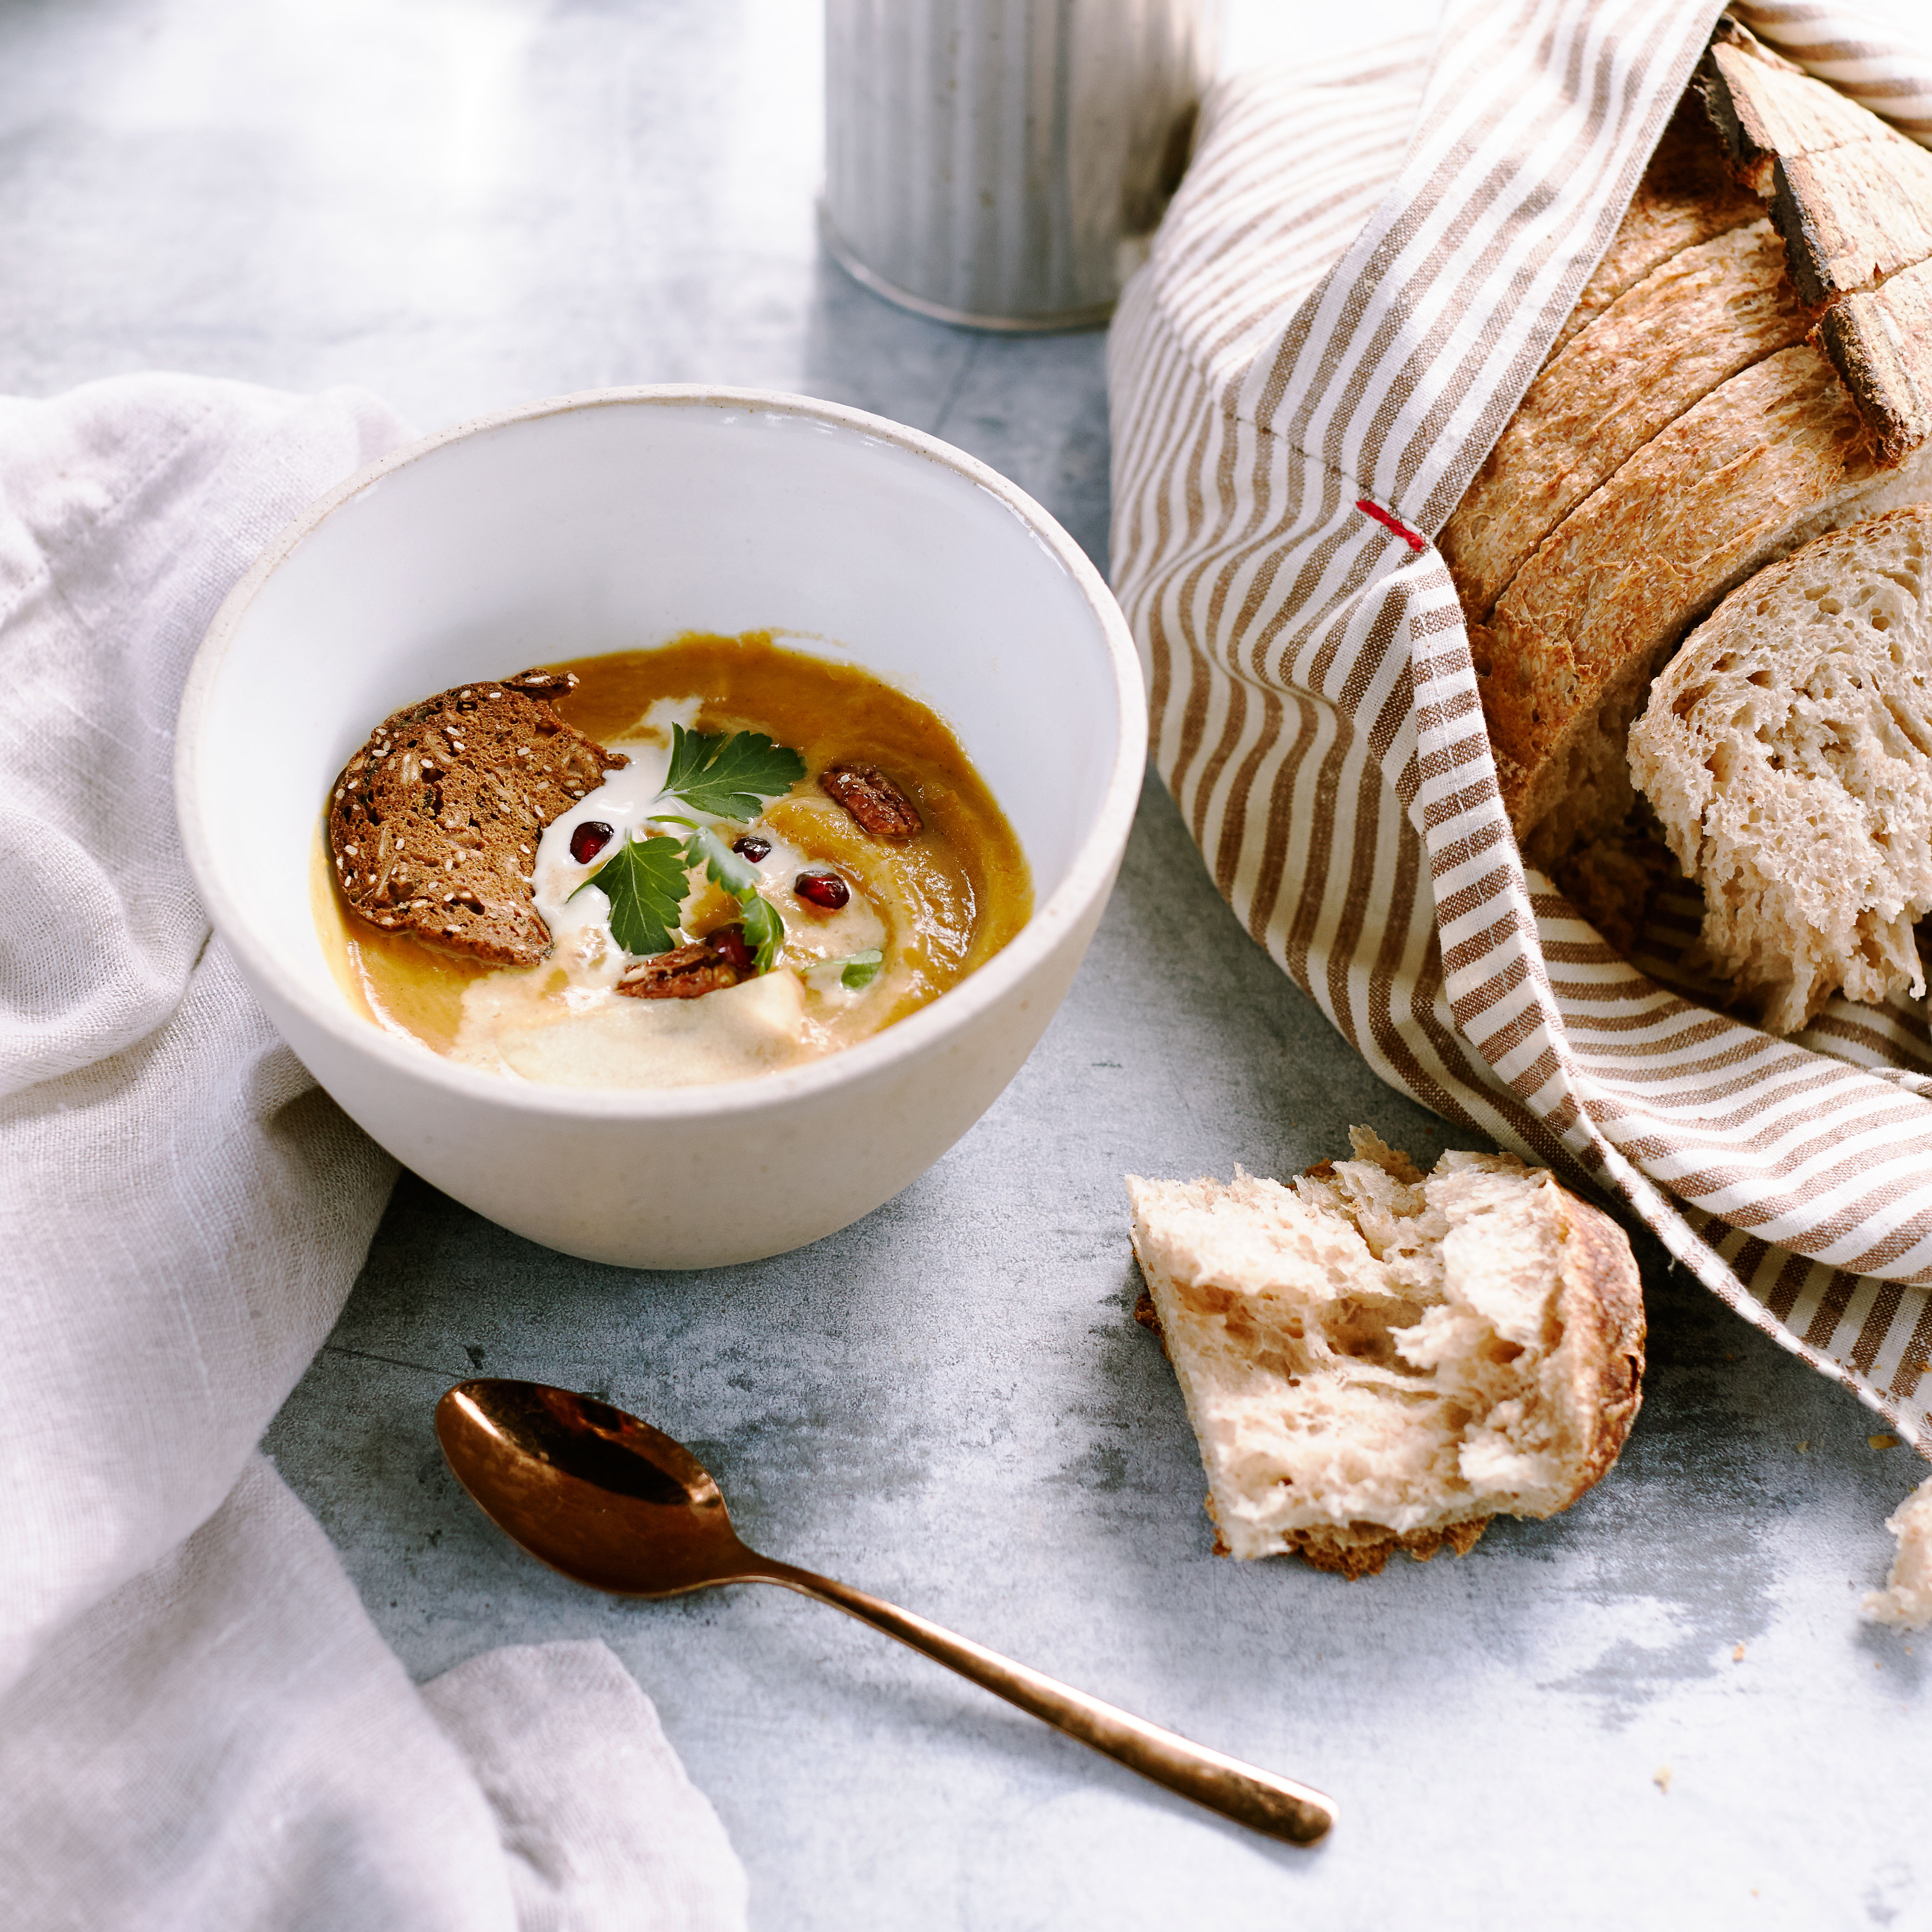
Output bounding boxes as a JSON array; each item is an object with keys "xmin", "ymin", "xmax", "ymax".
[
  {"xmin": 1127, "ymin": 1130, "xmax": 1644, "ymax": 1577},
  {"xmin": 327, "ymin": 668, "xmax": 628, "ymax": 967}
]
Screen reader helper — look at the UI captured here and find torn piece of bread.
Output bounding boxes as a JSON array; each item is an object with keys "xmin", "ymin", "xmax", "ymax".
[
  {"xmin": 1126, "ymin": 1129, "xmax": 1644, "ymax": 1577},
  {"xmin": 1629, "ymin": 504, "xmax": 1932, "ymax": 1034},
  {"xmin": 1863, "ymin": 1472, "xmax": 1932, "ymax": 1630}
]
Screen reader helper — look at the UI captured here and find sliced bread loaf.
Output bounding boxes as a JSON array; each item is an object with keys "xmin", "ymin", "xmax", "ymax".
[
  {"xmin": 1628, "ymin": 503, "xmax": 1932, "ymax": 1033},
  {"xmin": 1126, "ymin": 1130, "xmax": 1644, "ymax": 1577},
  {"xmin": 1450, "ymin": 32, "xmax": 1932, "ymax": 872},
  {"xmin": 1444, "ymin": 218, "xmax": 1807, "ymax": 629},
  {"xmin": 1476, "ymin": 344, "xmax": 1932, "ymax": 867}
]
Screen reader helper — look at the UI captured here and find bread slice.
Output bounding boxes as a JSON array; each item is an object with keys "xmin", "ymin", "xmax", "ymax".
[
  {"xmin": 1864, "ymin": 1473, "xmax": 1932, "ymax": 1630},
  {"xmin": 1700, "ymin": 19, "xmax": 1932, "ymax": 465},
  {"xmin": 1547, "ymin": 106, "xmax": 1764, "ymax": 362},
  {"xmin": 1444, "ymin": 219, "xmax": 1808, "ymax": 628},
  {"xmin": 1821, "ymin": 258, "xmax": 1932, "ymax": 467},
  {"xmin": 1476, "ymin": 344, "xmax": 1932, "ymax": 866},
  {"xmin": 328, "ymin": 669, "xmax": 628, "ymax": 967},
  {"xmin": 1126, "ymin": 1130, "xmax": 1644, "ymax": 1577},
  {"xmin": 1628, "ymin": 504, "xmax": 1932, "ymax": 1033}
]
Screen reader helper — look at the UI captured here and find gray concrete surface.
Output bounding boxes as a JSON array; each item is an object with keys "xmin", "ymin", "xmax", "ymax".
[{"xmin": 5, "ymin": 1, "xmax": 1926, "ymax": 1926}]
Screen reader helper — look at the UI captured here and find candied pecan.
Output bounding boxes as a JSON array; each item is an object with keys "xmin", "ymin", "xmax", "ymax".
[
  {"xmin": 818, "ymin": 760, "xmax": 923, "ymax": 840},
  {"xmin": 616, "ymin": 932, "xmax": 747, "ymax": 1000}
]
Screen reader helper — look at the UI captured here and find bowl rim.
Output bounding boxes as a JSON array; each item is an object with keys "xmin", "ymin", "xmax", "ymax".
[{"xmin": 175, "ymin": 383, "xmax": 1148, "ymax": 1122}]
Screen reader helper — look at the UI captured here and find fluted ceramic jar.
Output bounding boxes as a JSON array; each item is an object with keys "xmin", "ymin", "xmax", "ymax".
[{"xmin": 823, "ymin": 0, "xmax": 1218, "ymax": 331}]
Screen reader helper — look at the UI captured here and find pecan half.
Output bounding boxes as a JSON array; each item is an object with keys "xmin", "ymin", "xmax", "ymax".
[
  {"xmin": 616, "ymin": 929, "xmax": 750, "ymax": 1001},
  {"xmin": 819, "ymin": 760, "xmax": 923, "ymax": 840}
]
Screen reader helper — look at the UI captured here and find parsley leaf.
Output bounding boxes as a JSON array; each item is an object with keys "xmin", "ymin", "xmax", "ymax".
[
  {"xmin": 568, "ymin": 830, "xmax": 688, "ymax": 957},
  {"xmin": 738, "ymin": 894, "xmax": 786, "ymax": 976},
  {"xmin": 837, "ymin": 950, "xmax": 883, "ymax": 991},
  {"xmin": 679, "ymin": 822, "xmax": 763, "ymax": 901},
  {"xmin": 661, "ymin": 726, "xmax": 806, "ymax": 819},
  {"xmin": 680, "ymin": 823, "xmax": 786, "ymax": 974}
]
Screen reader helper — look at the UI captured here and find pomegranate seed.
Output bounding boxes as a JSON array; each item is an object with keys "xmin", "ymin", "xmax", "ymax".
[
  {"xmin": 794, "ymin": 869, "xmax": 850, "ymax": 911},
  {"xmin": 733, "ymin": 835, "xmax": 773, "ymax": 863},
  {"xmin": 570, "ymin": 821, "xmax": 613, "ymax": 864},
  {"xmin": 707, "ymin": 924, "xmax": 755, "ymax": 974}
]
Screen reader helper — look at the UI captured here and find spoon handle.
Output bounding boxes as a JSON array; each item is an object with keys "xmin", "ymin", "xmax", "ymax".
[{"xmin": 747, "ymin": 1560, "xmax": 1335, "ymax": 1846}]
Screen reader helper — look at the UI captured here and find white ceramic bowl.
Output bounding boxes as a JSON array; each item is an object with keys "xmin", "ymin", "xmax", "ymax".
[{"xmin": 176, "ymin": 387, "xmax": 1145, "ymax": 1268}]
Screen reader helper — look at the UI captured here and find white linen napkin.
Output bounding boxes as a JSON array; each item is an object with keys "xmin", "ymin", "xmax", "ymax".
[{"xmin": 0, "ymin": 374, "xmax": 747, "ymax": 1930}]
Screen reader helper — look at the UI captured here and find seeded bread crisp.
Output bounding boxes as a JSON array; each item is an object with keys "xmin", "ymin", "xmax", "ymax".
[
  {"xmin": 327, "ymin": 668, "xmax": 628, "ymax": 967},
  {"xmin": 1127, "ymin": 1130, "xmax": 1644, "ymax": 1578}
]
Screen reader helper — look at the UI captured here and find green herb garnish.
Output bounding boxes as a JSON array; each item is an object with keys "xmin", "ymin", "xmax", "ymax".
[
  {"xmin": 660, "ymin": 726, "xmax": 806, "ymax": 820},
  {"xmin": 737, "ymin": 895, "xmax": 786, "ymax": 976},
  {"xmin": 568, "ymin": 830, "xmax": 688, "ymax": 957},
  {"xmin": 837, "ymin": 950, "xmax": 883, "ymax": 991},
  {"xmin": 677, "ymin": 822, "xmax": 761, "ymax": 899},
  {"xmin": 679, "ymin": 822, "xmax": 786, "ymax": 974}
]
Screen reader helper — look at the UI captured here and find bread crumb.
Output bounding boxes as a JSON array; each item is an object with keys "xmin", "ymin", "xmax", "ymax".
[
  {"xmin": 1796, "ymin": 1440, "xmax": 1809, "ymax": 1453},
  {"xmin": 1864, "ymin": 1473, "xmax": 1932, "ymax": 1629},
  {"xmin": 1871, "ymin": 1433, "xmax": 1901, "ymax": 1451},
  {"xmin": 1732, "ymin": 1641, "xmax": 1746, "ymax": 1661},
  {"xmin": 1654, "ymin": 1766, "xmax": 1673, "ymax": 1794}
]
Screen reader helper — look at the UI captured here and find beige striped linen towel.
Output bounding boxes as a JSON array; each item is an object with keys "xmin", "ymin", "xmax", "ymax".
[
  {"xmin": 1108, "ymin": 0, "xmax": 1932, "ymax": 1457},
  {"xmin": 1738, "ymin": 1, "xmax": 1932, "ymax": 144}
]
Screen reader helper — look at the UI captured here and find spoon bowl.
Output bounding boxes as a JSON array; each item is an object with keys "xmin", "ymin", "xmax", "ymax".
[
  {"xmin": 437, "ymin": 1380, "xmax": 743, "ymax": 1597},
  {"xmin": 436, "ymin": 1378, "xmax": 1337, "ymax": 1847}
]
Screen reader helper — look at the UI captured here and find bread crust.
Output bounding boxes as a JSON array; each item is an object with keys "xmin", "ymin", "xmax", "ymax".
[
  {"xmin": 1698, "ymin": 18, "xmax": 1932, "ymax": 463},
  {"xmin": 1700, "ymin": 23, "xmax": 1889, "ymax": 202},
  {"xmin": 1820, "ymin": 260, "xmax": 1932, "ymax": 467},
  {"xmin": 1475, "ymin": 343, "xmax": 1889, "ymax": 840},
  {"xmin": 1552, "ymin": 1192, "xmax": 1646, "ymax": 1500},
  {"xmin": 1701, "ymin": 22, "xmax": 1932, "ymax": 305},
  {"xmin": 1548, "ymin": 107, "xmax": 1763, "ymax": 361},
  {"xmin": 1444, "ymin": 220, "xmax": 1807, "ymax": 627},
  {"xmin": 1282, "ymin": 1518, "xmax": 1490, "ymax": 1582},
  {"xmin": 327, "ymin": 670, "xmax": 628, "ymax": 967}
]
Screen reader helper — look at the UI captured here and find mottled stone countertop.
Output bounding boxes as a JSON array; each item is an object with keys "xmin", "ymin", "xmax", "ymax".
[{"xmin": 5, "ymin": 1, "xmax": 1923, "ymax": 1924}]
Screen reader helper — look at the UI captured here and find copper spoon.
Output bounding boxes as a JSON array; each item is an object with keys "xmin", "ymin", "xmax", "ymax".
[{"xmin": 435, "ymin": 1378, "xmax": 1336, "ymax": 1847}]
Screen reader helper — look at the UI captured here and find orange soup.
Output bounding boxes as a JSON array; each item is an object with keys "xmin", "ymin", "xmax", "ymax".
[{"xmin": 315, "ymin": 633, "xmax": 1033, "ymax": 1088}]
